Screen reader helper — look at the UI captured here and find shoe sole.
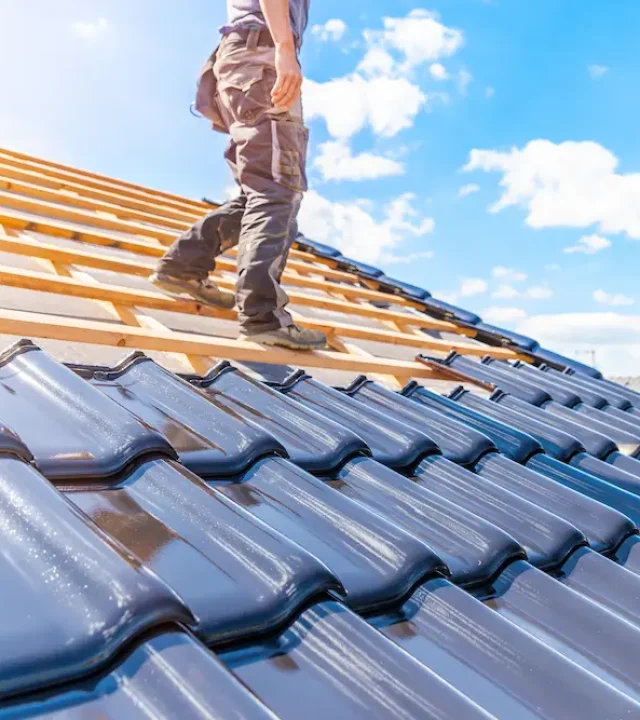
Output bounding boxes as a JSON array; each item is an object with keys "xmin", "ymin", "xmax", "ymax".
[
  {"xmin": 150, "ymin": 277, "xmax": 235, "ymax": 310},
  {"xmin": 244, "ymin": 336, "xmax": 328, "ymax": 351}
]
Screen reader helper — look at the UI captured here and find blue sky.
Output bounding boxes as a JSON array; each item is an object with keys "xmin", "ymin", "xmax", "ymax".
[{"xmin": 1, "ymin": 0, "xmax": 640, "ymax": 374}]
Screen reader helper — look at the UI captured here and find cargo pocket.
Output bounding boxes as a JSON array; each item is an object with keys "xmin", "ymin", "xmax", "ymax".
[
  {"xmin": 218, "ymin": 65, "xmax": 273, "ymax": 125},
  {"xmin": 271, "ymin": 118, "xmax": 309, "ymax": 194}
]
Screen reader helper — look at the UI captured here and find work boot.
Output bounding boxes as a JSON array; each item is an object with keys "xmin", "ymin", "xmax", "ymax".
[
  {"xmin": 242, "ymin": 324, "xmax": 328, "ymax": 350},
  {"xmin": 149, "ymin": 272, "xmax": 235, "ymax": 310}
]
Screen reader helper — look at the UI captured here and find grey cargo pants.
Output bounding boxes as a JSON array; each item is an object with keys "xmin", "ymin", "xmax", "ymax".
[{"xmin": 158, "ymin": 33, "xmax": 308, "ymax": 334}]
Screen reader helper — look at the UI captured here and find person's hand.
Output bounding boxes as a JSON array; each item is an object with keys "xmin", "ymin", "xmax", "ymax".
[{"xmin": 272, "ymin": 43, "xmax": 302, "ymax": 109}]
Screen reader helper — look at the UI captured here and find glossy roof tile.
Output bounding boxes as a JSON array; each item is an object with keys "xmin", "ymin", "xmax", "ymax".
[
  {"xmin": 479, "ymin": 357, "xmax": 583, "ymax": 407},
  {"xmin": 67, "ymin": 458, "xmax": 340, "ymax": 645},
  {"xmin": 6, "ymin": 335, "xmax": 640, "ymax": 717},
  {"xmin": 375, "ymin": 576, "xmax": 640, "ymax": 720},
  {"xmin": 279, "ymin": 372, "xmax": 439, "ymax": 469},
  {"xmin": 0, "ymin": 456, "xmax": 192, "ymax": 699},
  {"xmin": 333, "ymin": 456, "xmax": 524, "ymax": 587},
  {"xmin": 193, "ymin": 363, "xmax": 369, "ymax": 474},
  {"xmin": 441, "ymin": 352, "xmax": 553, "ymax": 405},
  {"xmin": 221, "ymin": 600, "xmax": 497, "ymax": 720},
  {"xmin": 0, "ymin": 632, "xmax": 278, "ymax": 720},
  {"xmin": 414, "ymin": 454, "xmax": 586, "ymax": 570},
  {"xmin": 402, "ymin": 383, "xmax": 543, "ymax": 463},
  {"xmin": 215, "ymin": 456, "xmax": 446, "ymax": 612},
  {"xmin": 84, "ymin": 355, "xmax": 287, "ymax": 478},
  {"xmin": 452, "ymin": 388, "xmax": 585, "ymax": 462},
  {"xmin": 0, "ymin": 343, "xmax": 175, "ymax": 480},
  {"xmin": 542, "ymin": 364, "xmax": 633, "ymax": 410},
  {"xmin": 0, "ymin": 423, "xmax": 32, "ymax": 463},
  {"xmin": 494, "ymin": 393, "xmax": 622, "ymax": 459},
  {"xmin": 345, "ymin": 378, "xmax": 498, "ymax": 465},
  {"xmin": 476, "ymin": 453, "xmax": 635, "ymax": 553}
]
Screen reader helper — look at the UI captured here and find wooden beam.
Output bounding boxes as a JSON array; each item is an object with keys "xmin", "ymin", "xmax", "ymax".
[
  {"xmin": 0, "ymin": 307, "xmax": 438, "ymax": 378},
  {"xmin": 0, "ymin": 236, "xmax": 521, "ymax": 360},
  {"xmin": 0, "ymin": 148, "xmax": 208, "ymax": 215},
  {"xmin": 0, "ymin": 209, "xmax": 362, "ymax": 284},
  {"xmin": 0, "ymin": 173, "xmax": 192, "ymax": 233},
  {"xmin": 0, "ymin": 189, "xmax": 177, "ymax": 244},
  {"xmin": 0, "ymin": 162, "xmax": 201, "ymax": 225}
]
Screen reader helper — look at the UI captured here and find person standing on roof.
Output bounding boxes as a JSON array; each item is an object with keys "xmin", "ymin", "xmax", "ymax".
[{"xmin": 150, "ymin": 0, "xmax": 327, "ymax": 351}]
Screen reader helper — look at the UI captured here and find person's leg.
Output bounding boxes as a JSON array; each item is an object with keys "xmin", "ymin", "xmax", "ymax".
[
  {"xmin": 215, "ymin": 35, "xmax": 325, "ymax": 348},
  {"xmin": 157, "ymin": 194, "xmax": 245, "ymax": 281}
]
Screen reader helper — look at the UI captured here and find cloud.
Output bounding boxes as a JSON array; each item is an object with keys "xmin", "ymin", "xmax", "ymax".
[
  {"xmin": 564, "ymin": 234, "xmax": 612, "ymax": 254},
  {"xmin": 312, "ymin": 141, "xmax": 405, "ymax": 181},
  {"xmin": 312, "ymin": 19, "xmax": 347, "ymax": 42},
  {"xmin": 71, "ymin": 18, "xmax": 108, "ymax": 39},
  {"xmin": 305, "ymin": 10, "xmax": 465, "ymax": 140},
  {"xmin": 465, "ymin": 139, "xmax": 640, "ymax": 238},
  {"xmin": 491, "ymin": 281, "xmax": 553, "ymax": 300},
  {"xmin": 483, "ymin": 306, "xmax": 528, "ymax": 324},
  {"xmin": 492, "ymin": 266, "xmax": 528, "ymax": 283},
  {"xmin": 485, "ymin": 86, "xmax": 496, "ymax": 98},
  {"xmin": 593, "ymin": 289, "xmax": 635, "ymax": 307},
  {"xmin": 492, "ymin": 284, "xmax": 520, "ymax": 300},
  {"xmin": 298, "ymin": 190, "xmax": 434, "ymax": 264},
  {"xmin": 440, "ymin": 277, "xmax": 488, "ymax": 302},
  {"xmin": 588, "ymin": 64, "xmax": 609, "ymax": 79},
  {"xmin": 384, "ymin": 250, "xmax": 435, "ymax": 265},
  {"xmin": 430, "ymin": 63, "xmax": 449, "ymax": 81},
  {"xmin": 457, "ymin": 69, "xmax": 473, "ymax": 95},
  {"xmin": 458, "ymin": 183, "xmax": 480, "ymax": 197},
  {"xmin": 304, "ymin": 75, "xmax": 426, "ymax": 139},
  {"xmin": 361, "ymin": 9, "xmax": 464, "ymax": 74},
  {"xmin": 525, "ymin": 285, "xmax": 553, "ymax": 300},
  {"xmin": 515, "ymin": 312, "xmax": 640, "ymax": 375}
]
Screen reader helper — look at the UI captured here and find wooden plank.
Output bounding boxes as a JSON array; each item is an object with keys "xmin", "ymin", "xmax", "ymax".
[
  {"xmin": 0, "ymin": 162, "xmax": 201, "ymax": 225},
  {"xmin": 0, "ymin": 230, "xmax": 451, "ymax": 332},
  {"xmin": 0, "ymin": 209, "xmax": 361, "ymax": 284},
  {"xmin": 0, "ymin": 237, "xmax": 521, "ymax": 359},
  {"xmin": 0, "ymin": 307, "xmax": 438, "ymax": 378},
  {"xmin": 0, "ymin": 172, "xmax": 192, "ymax": 233},
  {"xmin": 0, "ymin": 189, "xmax": 177, "ymax": 244},
  {"xmin": 0, "ymin": 148, "xmax": 208, "ymax": 214},
  {"xmin": 0, "ymin": 263, "xmax": 236, "ymax": 319},
  {"xmin": 326, "ymin": 333, "xmax": 404, "ymax": 389}
]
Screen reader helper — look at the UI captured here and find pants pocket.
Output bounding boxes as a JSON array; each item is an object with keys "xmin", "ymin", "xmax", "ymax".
[
  {"xmin": 271, "ymin": 118, "xmax": 309, "ymax": 194},
  {"xmin": 217, "ymin": 65, "xmax": 274, "ymax": 125}
]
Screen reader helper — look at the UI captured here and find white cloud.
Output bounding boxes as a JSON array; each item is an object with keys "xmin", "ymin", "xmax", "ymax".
[
  {"xmin": 564, "ymin": 234, "xmax": 612, "ymax": 254},
  {"xmin": 304, "ymin": 75, "xmax": 426, "ymax": 139},
  {"xmin": 460, "ymin": 277, "xmax": 488, "ymax": 296},
  {"xmin": 485, "ymin": 86, "xmax": 496, "ymax": 98},
  {"xmin": 546, "ymin": 263, "xmax": 561, "ymax": 272},
  {"xmin": 593, "ymin": 289, "xmax": 635, "ymax": 307},
  {"xmin": 312, "ymin": 140, "xmax": 404, "ymax": 182},
  {"xmin": 357, "ymin": 48, "xmax": 396, "ymax": 77},
  {"xmin": 430, "ymin": 63, "xmax": 449, "ymax": 81},
  {"xmin": 525, "ymin": 285, "xmax": 553, "ymax": 300},
  {"xmin": 312, "ymin": 19, "xmax": 347, "ymax": 42},
  {"xmin": 483, "ymin": 306, "xmax": 528, "ymax": 324},
  {"xmin": 588, "ymin": 64, "xmax": 609, "ymax": 79},
  {"xmin": 384, "ymin": 250, "xmax": 435, "ymax": 265},
  {"xmin": 71, "ymin": 18, "xmax": 108, "ymax": 39},
  {"xmin": 465, "ymin": 139, "xmax": 640, "ymax": 238},
  {"xmin": 515, "ymin": 312, "xmax": 640, "ymax": 375},
  {"xmin": 362, "ymin": 9, "xmax": 464, "ymax": 74},
  {"xmin": 458, "ymin": 183, "xmax": 480, "ymax": 197},
  {"xmin": 491, "ymin": 280, "xmax": 552, "ymax": 300},
  {"xmin": 457, "ymin": 69, "xmax": 473, "ymax": 95},
  {"xmin": 492, "ymin": 284, "xmax": 520, "ymax": 300},
  {"xmin": 298, "ymin": 190, "xmax": 434, "ymax": 264},
  {"xmin": 492, "ymin": 266, "xmax": 527, "ymax": 283}
]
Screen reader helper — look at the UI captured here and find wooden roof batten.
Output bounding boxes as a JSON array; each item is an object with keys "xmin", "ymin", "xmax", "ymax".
[{"xmin": 0, "ymin": 147, "xmax": 531, "ymax": 381}]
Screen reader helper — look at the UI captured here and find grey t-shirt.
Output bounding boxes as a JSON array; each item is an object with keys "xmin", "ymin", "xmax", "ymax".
[{"xmin": 220, "ymin": 0, "xmax": 310, "ymax": 47}]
